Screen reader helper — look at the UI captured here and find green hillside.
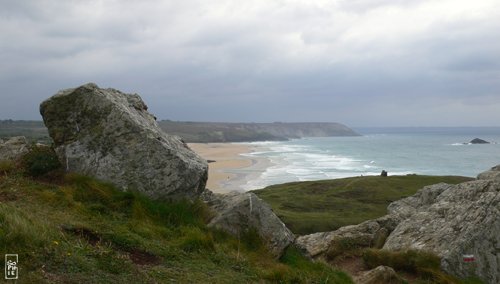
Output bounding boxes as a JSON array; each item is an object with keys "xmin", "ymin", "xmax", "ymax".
[
  {"xmin": 0, "ymin": 160, "xmax": 352, "ymax": 283},
  {"xmin": 253, "ymin": 175, "xmax": 473, "ymax": 235}
]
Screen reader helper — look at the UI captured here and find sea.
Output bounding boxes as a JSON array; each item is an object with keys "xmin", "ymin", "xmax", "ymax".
[{"xmin": 237, "ymin": 127, "xmax": 500, "ymax": 190}]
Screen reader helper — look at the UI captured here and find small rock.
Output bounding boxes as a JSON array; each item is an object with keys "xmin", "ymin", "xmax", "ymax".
[
  {"xmin": 205, "ymin": 190, "xmax": 295, "ymax": 258},
  {"xmin": 355, "ymin": 265, "xmax": 404, "ymax": 284},
  {"xmin": 470, "ymin": 138, "xmax": 489, "ymax": 144},
  {"xmin": 380, "ymin": 170, "xmax": 388, "ymax": 177},
  {"xmin": 295, "ymin": 215, "xmax": 399, "ymax": 259},
  {"xmin": 0, "ymin": 136, "xmax": 29, "ymax": 161}
]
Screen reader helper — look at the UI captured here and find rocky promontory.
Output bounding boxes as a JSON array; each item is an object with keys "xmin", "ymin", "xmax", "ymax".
[
  {"xmin": 296, "ymin": 166, "xmax": 500, "ymax": 284},
  {"xmin": 40, "ymin": 83, "xmax": 208, "ymax": 200}
]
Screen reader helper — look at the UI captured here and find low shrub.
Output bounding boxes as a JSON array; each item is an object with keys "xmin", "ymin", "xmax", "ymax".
[
  {"xmin": 0, "ymin": 160, "xmax": 16, "ymax": 175},
  {"xmin": 20, "ymin": 145, "xmax": 61, "ymax": 177},
  {"xmin": 279, "ymin": 245, "xmax": 353, "ymax": 283}
]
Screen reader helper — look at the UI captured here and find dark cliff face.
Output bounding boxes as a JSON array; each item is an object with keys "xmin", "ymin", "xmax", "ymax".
[{"xmin": 158, "ymin": 121, "xmax": 360, "ymax": 143}]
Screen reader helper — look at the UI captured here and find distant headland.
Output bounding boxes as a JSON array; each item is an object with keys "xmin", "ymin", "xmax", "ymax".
[{"xmin": 0, "ymin": 119, "xmax": 360, "ymax": 143}]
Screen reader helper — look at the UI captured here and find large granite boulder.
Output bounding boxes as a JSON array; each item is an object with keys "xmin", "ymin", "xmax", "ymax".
[
  {"xmin": 295, "ymin": 215, "xmax": 399, "ymax": 259},
  {"xmin": 40, "ymin": 83, "xmax": 208, "ymax": 200},
  {"xmin": 0, "ymin": 136, "xmax": 29, "ymax": 161},
  {"xmin": 383, "ymin": 173, "xmax": 500, "ymax": 284},
  {"xmin": 203, "ymin": 190, "xmax": 295, "ymax": 258}
]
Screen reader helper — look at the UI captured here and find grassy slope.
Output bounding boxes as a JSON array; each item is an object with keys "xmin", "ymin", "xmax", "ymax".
[
  {"xmin": 253, "ymin": 175, "xmax": 473, "ymax": 235},
  {"xmin": 0, "ymin": 168, "xmax": 352, "ymax": 283}
]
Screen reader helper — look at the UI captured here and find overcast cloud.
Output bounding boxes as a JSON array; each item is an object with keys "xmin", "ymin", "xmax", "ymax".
[{"xmin": 1, "ymin": 0, "xmax": 499, "ymax": 126}]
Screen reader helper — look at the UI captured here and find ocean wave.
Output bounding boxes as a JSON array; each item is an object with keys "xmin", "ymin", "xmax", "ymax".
[{"xmin": 238, "ymin": 134, "xmax": 500, "ymax": 190}]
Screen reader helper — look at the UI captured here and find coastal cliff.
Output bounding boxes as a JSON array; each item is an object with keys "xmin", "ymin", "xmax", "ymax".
[
  {"xmin": 0, "ymin": 120, "xmax": 359, "ymax": 144},
  {"xmin": 158, "ymin": 121, "xmax": 360, "ymax": 142}
]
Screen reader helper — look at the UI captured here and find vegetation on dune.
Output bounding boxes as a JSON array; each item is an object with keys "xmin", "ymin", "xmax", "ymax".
[
  {"xmin": 253, "ymin": 175, "xmax": 473, "ymax": 235},
  {"xmin": 0, "ymin": 156, "xmax": 352, "ymax": 283}
]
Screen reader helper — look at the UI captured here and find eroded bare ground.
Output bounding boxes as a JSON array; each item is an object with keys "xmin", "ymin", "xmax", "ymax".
[{"xmin": 62, "ymin": 225, "xmax": 162, "ymax": 266}]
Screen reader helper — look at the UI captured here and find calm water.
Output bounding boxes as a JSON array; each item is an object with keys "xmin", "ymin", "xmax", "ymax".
[{"xmin": 240, "ymin": 127, "xmax": 500, "ymax": 190}]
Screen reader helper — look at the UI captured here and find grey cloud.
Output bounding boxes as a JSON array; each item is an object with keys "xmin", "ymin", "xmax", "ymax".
[
  {"xmin": 0, "ymin": 0, "xmax": 499, "ymax": 127},
  {"xmin": 338, "ymin": 0, "xmax": 425, "ymax": 13}
]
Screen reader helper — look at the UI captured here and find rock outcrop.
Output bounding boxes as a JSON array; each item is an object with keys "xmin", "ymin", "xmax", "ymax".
[
  {"xmin": 470, "ymin": 138, "xmax": 490, "ymax": 144},
  {"xmin": 40, "ymin": 83, "xmax": 208, "ymax": 200},
  {"xmin": 383, "ymin": 175, "xmax": 499, "ymax": 284},
  {"xmin": 295, "ymin": 166, "xmax": 499, "ymax": 283},
  {"xmin": 295, "ymin": 215, "xmax": 399, "ymax": 259},
  {"xmin": 477, "ymin": 165, "xmax": 500, "ymax": 181},
  {"xmin": 0, "ymin": 136, "xmax": 29, "ymax": 161},
  {"xmin": 203, "ymin": 190, "xmax": 295, "ymax": 258}
]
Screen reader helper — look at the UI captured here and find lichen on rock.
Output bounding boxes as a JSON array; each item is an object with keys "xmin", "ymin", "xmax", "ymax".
[{"xmin": 40, "ymin": 83, "xmax": 208, "ymax": 200}]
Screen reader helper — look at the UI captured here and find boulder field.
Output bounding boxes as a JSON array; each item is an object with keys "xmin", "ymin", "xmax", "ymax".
[{"xmin": 39, "ymin": 83, "xmax": 293, "ymax": 257}]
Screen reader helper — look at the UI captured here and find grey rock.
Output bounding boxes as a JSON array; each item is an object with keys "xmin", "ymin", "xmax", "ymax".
[
  {"xmin": 470, "ymin": 138, "xmax": 489, "ymax": 144},
  {"xmin": 354, "ymin": 265, "xmax": 404, "ymax": 284},
  {"xmin": 205, "ymin": 190, "xmax": 295, "ymax": 258},
  {"xmin": 0, "ymin": 136, "xmax": 29, "ymax": 161},
  {"xmin": 383, "ymin": 179, "xmax": 500, "ymax": 284},
  {"xmin": 40, "ymin": 83, "xmax": 208, "ymax": 200},
  {"xmin": 386, "ymin": 183, "xmax": 452, "ymax": 219},
  {"xmin": 295, "ymin": 215, "xmax": 399, "ymax": 259},
  {"xmin": 295, "ymin": 168, "xmax": 499, "ymax": 283},
  {"xmin": 477, "ymin": 165, "xmax": 500, "ymax": 181}
]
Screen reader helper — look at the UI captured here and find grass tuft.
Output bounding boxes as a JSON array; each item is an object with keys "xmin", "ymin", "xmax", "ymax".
[
  {"xmin": 361, "ymin": 249, "xmax": 471, "ymax": 283},
  {"xmin": 0, "ymin": 160, "xmax": 16, "ymax": 175},
  {"xmin": 179, "ymin": 226, "xmax": 215, "ymax": 252},
  {"xmin": 277, "ymin": 245, "xmax": 353, "ymax": 283}
]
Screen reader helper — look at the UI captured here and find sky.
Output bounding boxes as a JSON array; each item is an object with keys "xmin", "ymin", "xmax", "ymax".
[{"xmin": 0, "ymin": 0, "xmax": 499, "ymax": 127}]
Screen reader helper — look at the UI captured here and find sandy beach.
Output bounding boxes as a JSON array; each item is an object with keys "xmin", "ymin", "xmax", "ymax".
[{"xmin": 188, "ymin": 143, "xmax": 266, "ymax": 193}]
